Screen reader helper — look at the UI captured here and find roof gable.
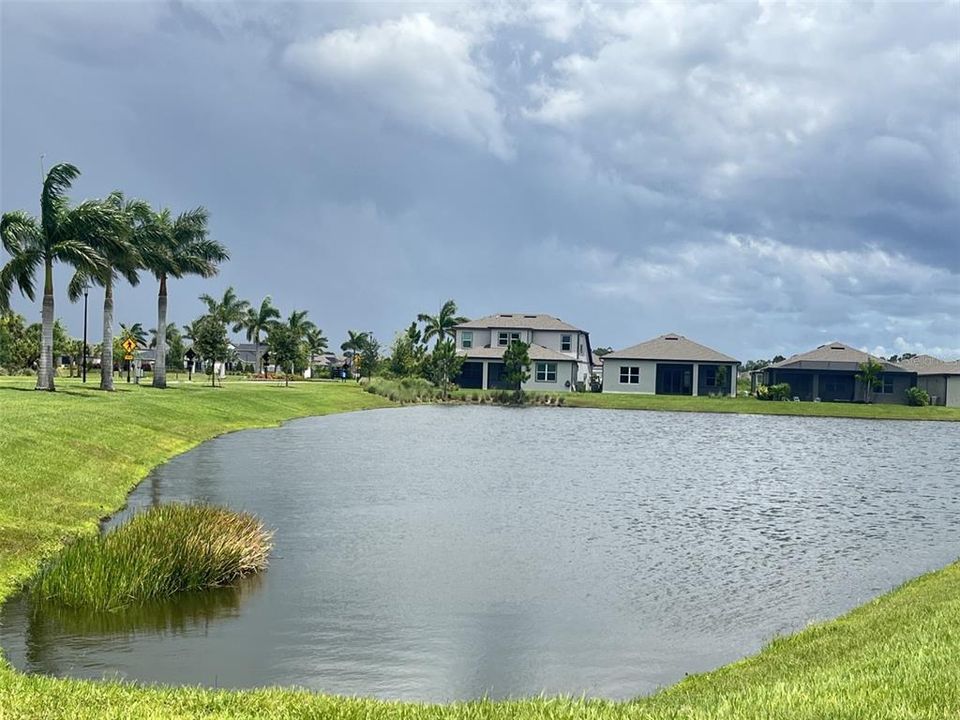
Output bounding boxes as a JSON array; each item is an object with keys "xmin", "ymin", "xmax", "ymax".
[
  {"xmin": 606, "ymin": 333, "xmax": 738, "ymax": 363},
  {"xmin": 455, "ymin": 313, "xmax": 584, "ymax": 332},
  {"xmin": 771, "ymin": 342, "xmax": 909, "ymax": 372}
]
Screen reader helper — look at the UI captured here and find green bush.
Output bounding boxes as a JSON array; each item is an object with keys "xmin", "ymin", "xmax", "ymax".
[
  {"xmin": 757, "ymin": 382, "xmax": 791, "ymax": 401},
  {"xmin": 32, "ymin": 504, "xmax": 272, "ymax": 612},
  {"xmin": 905, "ymin": 386, "xmax": 931, "ymax": 407}
]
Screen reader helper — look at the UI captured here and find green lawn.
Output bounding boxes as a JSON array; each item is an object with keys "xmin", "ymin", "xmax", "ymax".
[
  {"xmin": 1, "ymin": 377, "xmax": 958, "ymax": 718},
  {"xmin": 563, "ymin": 391, "xmax": 960, "ymax": 421}
]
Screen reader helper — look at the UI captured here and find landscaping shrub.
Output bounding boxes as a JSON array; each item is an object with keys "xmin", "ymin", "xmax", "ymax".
[
  {"xmin": 757, "ymin": 382, "xmax": 791, "ymax": 401},
  {"xmin": 32, "ymin": 504, "xmax": 272, "ymax": 612},
  {"xmin": 905, "ymin": 386, "xmax": 931, "ymax": 407}
]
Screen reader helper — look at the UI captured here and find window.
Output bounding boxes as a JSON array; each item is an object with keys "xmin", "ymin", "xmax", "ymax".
[
  {"xmin": 702, "ymin": 367, "xmax": 717, "ymax": 387},
  {"xmin": 498, "ymin": 331, "xmax": 521, "ymax": 346},
  {"xmin": 876, "ymin": 376, "xmax": 894, "ymax": 394},
  {"xmin": 620, "ymin": 366, "xmax": 640, "ymax": 384},
  {"xmin": 561, "ymin": 334, "xmax": 572, "ymax": 352},
  {"xmin": 536, "ymin": 362, "xmax": 557, "ymax": 382},
  {"xmin": 461, "ymin": 331, "xmax": 473, "ymax": 349}
]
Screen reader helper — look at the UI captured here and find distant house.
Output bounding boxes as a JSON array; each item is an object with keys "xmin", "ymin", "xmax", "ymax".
[
  {"xmin": 900, "ymin": 355, "xmax": 960, "ymax": 407},
  {"xmin": 602, "ymin": 333, "xmax": 739, "ymax": 396},
  {"xmin": 453, "ymin": 313, "xmax": 593, "ymax": 392},
  {"xmin": 756, "ymin": 342, "xmax": 916, "ymax": 403}
]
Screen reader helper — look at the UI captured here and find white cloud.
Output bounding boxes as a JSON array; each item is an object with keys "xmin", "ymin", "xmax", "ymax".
[{"xmin": 283, "ymin": 14, "xmax": 513, "ymax": 159}]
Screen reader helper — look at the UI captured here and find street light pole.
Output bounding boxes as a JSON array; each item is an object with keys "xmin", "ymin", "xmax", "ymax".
[{"xmin": 82, "ymin": 282, "xmax": 90, "ymax": 383}]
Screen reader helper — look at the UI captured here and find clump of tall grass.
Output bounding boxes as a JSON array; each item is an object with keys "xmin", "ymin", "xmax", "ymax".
[{"xmin": 32, "ymin": 504, "xmax": 272, "ymax": 612}]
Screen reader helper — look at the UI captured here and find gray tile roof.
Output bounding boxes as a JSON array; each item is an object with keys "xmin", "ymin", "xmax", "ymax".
[
  {"xmin": 455, "ymin": 313, "xmax": 583, "ymax": 332},
  {"xmin": 458, "ymin": 343, "xmax": 578, "ymax": 363},
  {"xmin": 605, "ymin": 333, "xmax": 738, "ymax": 363},
  {"xmin": 770, "ymin": 342, "xmax": 909, "ymax": 372},
  {"xmin": 901, "ymin": 354, "xmax": 960, "ymax": 376}
]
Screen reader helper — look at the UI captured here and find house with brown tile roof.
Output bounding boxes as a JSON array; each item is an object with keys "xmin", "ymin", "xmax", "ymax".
[
  {"xmin": 900, "ymin": 355, "xmax": 960, "ymax": 406},
  {"xmin": 453, "ymin": 313, "xmax": 593, "ymax": 391},
  {"xmin": 601, "ymin": 333, "xmax": 739, "ymax": 396},
  {"xmin": 756, "ymin": 341, "xmax": 917, "ymax": 403}
]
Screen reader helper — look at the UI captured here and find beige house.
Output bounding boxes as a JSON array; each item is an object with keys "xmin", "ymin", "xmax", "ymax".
[
  {"xmin": 900, "ymin": 355, "xmax": 960, "ymax": 406},
  {"xmin": 453, "ymin": 313, "xmax": 593, "ymax": 392},
  {"xmin": 602, "ymin": 333, "xmax": 738, "ymax": 396}
]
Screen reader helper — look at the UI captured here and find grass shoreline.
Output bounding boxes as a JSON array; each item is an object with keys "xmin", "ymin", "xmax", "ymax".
[{"xmin": 1, "ymin": 378, "xmax": 958, "ymax": 718}]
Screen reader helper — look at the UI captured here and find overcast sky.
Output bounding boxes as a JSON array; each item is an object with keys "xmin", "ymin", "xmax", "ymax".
[{"xmin": 2, "ymin": 1, "xmax": 958, "ymax": 361}]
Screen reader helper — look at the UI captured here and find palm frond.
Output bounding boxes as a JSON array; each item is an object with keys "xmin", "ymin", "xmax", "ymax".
[
  {"xmin": 66, "ymin": 268, "xmax": 101, "ymax": 302},
  {"xmin": 0, "ymin": 247, "xmax": 42, "ymax": 309},
  {"xmin": 1, "ymin": 211, "xmax": 42, "ymax": 257},
  {"xmin": 40, "ymin": 163, "xmax": 81, "ymax": 240}
]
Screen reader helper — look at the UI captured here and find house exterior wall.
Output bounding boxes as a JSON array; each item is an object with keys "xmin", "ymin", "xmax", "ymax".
[
  {"xmin": 918, "ymin": 376, "xmax": 947, "ymax": 405},
  {"xmin": 862, "ymin": 373, "xmax": 915, "ymax": 404},
  {"xmin": 602, "ymin": 359, "xmax": 658, "ymax": 393},
  {"xmin": 767, "ymin": 368, "xmax": 915, "ymax": 404},
  {"xmin": 457, "ymin": 328, "xmax": 491, "ymax": 350},
  {"xmin": 523, "ymin": 360, "xmax": 578, "ymax": 392},
  {"xmin": 947, "ymin": 377, "xmax": 960, "ymax": 407}
]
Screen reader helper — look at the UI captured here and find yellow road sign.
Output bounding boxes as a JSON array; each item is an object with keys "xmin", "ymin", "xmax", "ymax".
[
  {"xmin": 124, "ymin": 353, "xmax": 135, "ymax": 361},
  {"xmin": 122, "ymin": 338, "xmax": 137, "ymax": 353}
]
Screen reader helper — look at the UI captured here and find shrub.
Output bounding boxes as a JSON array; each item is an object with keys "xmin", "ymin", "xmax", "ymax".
[
  {"xmin": 32, "ymin": 504, "xmax": 272, "ymax": 612},
  {"xmin": 905, "ymin": 386, "xmax": 931, "ymax": 407},
  {"xmin": 757, "ymin": 383, "xmax": 791, "ymax": 401}
]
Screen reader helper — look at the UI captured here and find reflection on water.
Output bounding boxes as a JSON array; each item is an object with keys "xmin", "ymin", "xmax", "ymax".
[{"xmin": 2, "ymin": 406, "xmax": 958, "ymax": 700}]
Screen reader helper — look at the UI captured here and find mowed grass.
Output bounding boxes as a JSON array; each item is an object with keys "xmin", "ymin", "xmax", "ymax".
[
  {"xmin": 564, "ymin": 391, "xmax": 960, "ymax": 421},
  {"xmin": 1, "ymin": 376, "xmax": 959, "ymax": 718},
  {"xmin": 32, "ymin": 504, "xmax": 272, "ymax": 611}
]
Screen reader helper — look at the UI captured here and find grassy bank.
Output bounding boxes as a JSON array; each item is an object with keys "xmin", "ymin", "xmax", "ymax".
[
  {"xmin": 364, "ymin": 377, "xmax": 960, "ymax": 421},
  {"xmin": 1, "ymin": 378, "xmax": 958, "ymax": 718}
]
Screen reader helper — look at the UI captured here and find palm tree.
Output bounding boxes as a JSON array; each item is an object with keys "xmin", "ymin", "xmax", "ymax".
[
  {"xmin": 67, "ymin": 191, "xmax": 151, "ymax": 391},
  {"xmin": 149, "ymin": 322, "xmax": 178, "ymax": 348},
  {"xmin": 0, "ymin": 163, "xmax": 116, "ymax": 390},
  {"xmin": 242, "ymin": 296, "xmax": 280, "ymax": 375},
  {"xmin": 304, "ymin": 326, "xmax": 328, "ymax": 373},
  {"xmin": 340, "ymin": 329, "xmax": 369, "ymax": 355},
  {"xmin": 141, "ymin": 207, "xmax": 228, "ymax": 389},
  {"xmin": 119, "ymin": 322, "xmax": 148, "ymax": 347},
  {"xmin": 200, "ymin": 286, "xmax": 249, "ymax": 332},
  {"xmin": 417, "ymin": 299, "xmax": 468, "ymax": 347}
]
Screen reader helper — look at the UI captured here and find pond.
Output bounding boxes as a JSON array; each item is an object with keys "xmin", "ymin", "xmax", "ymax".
[{"xmin": 3, "ymin": 406, "xmax": 959, "ymax": 700}]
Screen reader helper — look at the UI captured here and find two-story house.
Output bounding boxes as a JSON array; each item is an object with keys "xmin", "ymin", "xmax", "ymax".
[{"xmin": 453, "ymin": 313, "xmax": 593, "ymax": 392}]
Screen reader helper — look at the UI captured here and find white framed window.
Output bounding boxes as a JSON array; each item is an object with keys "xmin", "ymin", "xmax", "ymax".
[
  {"xmin": 561, "ymin": 334, "xmax": 572, "ymax": 352},
  {"xmin": 876, "ymin": 376, "xmax": 894, "ymax": 394},
  {"xmin": 536, "ymin": 362, "xmax": 557, "ymax": 382},
  {"xmin": 461, "ymin": 331, "xmax": 473, "ymax": 349},
  {"xmin": 498, "ymin": 331, "xmax": 521, "ymax": 346},
  {"xmin": 620, "ymin": 366, "xmax": 640, "ymax": 384}
]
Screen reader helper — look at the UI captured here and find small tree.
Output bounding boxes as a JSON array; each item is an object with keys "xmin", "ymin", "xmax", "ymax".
[
  {"xmin": 502, "ymin": 340, "xmax": 530, "ymax": 403},
  {"xmin": 358, "ymin": 334, "xmax": 381, "ymax": 380},
  {"xmin": 389, "ymin": 329, "xmax": 423, "ymax": 377},
  {"xmin": 192, "ymin": 315, "xmax": 229, "ymax": 387},
  {"xmin": 855, "ymin": 358, "xmax": 884, "ymax": 403},
  {"xmin": 423, "ymin": 338, "xmax": 464, "ymax": 399},
  {"xmin": 267, "ymin": 324, "xmax": 306, "ymax": 387}
]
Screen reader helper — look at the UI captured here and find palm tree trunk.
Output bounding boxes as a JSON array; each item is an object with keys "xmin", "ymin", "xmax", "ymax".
[
  {"xmin": 100, "ymin": 277, "xmax": 115, "ymax": 391},
  {"xmin": 37, "ymin": 260, "xmax": 55, "ymax": 391},
  {"xmin": 254, "ymin": 336, "xmax": 260, "ymax": 375},
  {"xmin": 153, "ymin": 275, "xmax": 167, "ymax": 389}
]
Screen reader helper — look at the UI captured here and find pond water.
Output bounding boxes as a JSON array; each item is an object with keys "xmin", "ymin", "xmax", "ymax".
[{"xmin": 3, "ymin": 406, "xmax": 959, "ymax": 700}]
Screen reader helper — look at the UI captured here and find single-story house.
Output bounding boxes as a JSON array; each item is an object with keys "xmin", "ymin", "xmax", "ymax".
[
  {"xmin": 453, "ymin": 313, "xmax": 593, "ymax": 392},
  {"xmin": 602, "ymin": 333, "xmax": 739, "ymax": 396},
  {"xmin": 754, "ymin": 342, "xmax": 916, "ymax": 403},
  {"xmin": 900, "ymin": 355, "xmax": 960, "ymax": 407}
]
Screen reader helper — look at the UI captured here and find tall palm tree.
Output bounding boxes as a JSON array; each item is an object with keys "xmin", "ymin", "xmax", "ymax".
[
  {"xmin": 0, "ymin": 163, "xmax": 116, "ymax": 390},
  {"xmin": 417, "ymin": 299, "xmax": 468, "ymax": 347},
  {"xmin": 199, "ymin": 286, "xmax": 249, "ymax": 331},
  {"xmin": 340, "ymin": 329, "xmax": 369, "ymax": 355},
  {"xmin": 142, "ymin": 207, "xmax": 228, "ymax": 389},
  {"xmin": 242, "ymin": 296, "xmax": 280, "ymax": 375},
  {"xmin": 67, "ymin": 192, "xmax": 151, "ymax": 391},
  {"xmin": 304, "ymin": 326, "xmax": 328, "ymax": 372}
]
